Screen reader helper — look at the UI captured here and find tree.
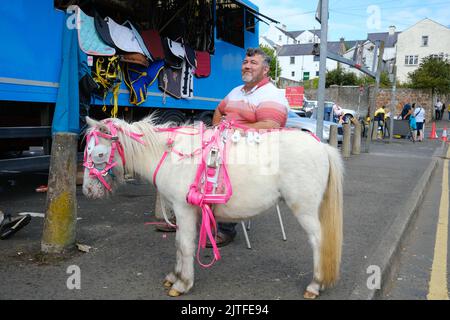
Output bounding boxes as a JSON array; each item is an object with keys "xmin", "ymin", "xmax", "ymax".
[
  {"xmin": 358, "ymin": 71, "xmax": 392, "ymax": 88},
  {"xmin": 260, "ymin": 45, "xmax": 281, "ymax": 80},
  {"xmin": 325, "ymin": 66, "xmax": 358, "ymax": 87},
  {"xmin": 407, "ymin": 56, "xmax": 450, "ymax": 95}
]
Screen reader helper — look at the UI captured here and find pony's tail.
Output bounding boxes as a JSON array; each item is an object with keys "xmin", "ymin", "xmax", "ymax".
[{"xmin": 319, "ymin": 145, "xmax": 344, "ymax": 288}]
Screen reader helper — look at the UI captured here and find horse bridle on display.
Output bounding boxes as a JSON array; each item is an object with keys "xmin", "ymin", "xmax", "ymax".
[{"xmin": 83, "ymin": 120, "xmax": 145, "ymax": 191}]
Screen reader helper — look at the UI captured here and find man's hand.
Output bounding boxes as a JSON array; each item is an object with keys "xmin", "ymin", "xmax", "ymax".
[{"xmin": 212, "ymin": 108, "xmax": 223, "ymax": 126}]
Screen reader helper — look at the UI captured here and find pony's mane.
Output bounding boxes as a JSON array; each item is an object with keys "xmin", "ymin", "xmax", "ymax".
[{"xmin": 108, "ymin": 116, "xmax": 205, "ymax": 177}]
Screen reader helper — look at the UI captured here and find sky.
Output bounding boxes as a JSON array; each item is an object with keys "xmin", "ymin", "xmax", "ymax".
[{"xmin": 252, "ymin": 0, "xmax": 450, "ymax": 41}]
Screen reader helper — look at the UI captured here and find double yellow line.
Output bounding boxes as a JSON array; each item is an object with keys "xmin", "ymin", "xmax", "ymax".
[{"xmin": 428, "ymin": 146, "xmax": 450, "ymax": 300}]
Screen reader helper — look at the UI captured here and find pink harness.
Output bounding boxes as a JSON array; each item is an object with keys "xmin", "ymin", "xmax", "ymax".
[
  {"xmin": 153, "ymin": 121, "xmax": 233, "ymax": 267},
  {"xmin": 83, "ymin": 120, "xmax": 145, "ymax": 191}
]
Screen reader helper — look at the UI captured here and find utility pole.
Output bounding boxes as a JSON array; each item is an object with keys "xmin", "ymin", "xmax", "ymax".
[
  {"xmin": 364, "ymin": 40, "xmax": 384, "ymax": 153},
  {"xmin": 389, "ymin": 60, "xmax": 397, "ymax": 143},
  {"xmin": 316, "ymin": 0, "xmax": 328, "ymax": 141}
]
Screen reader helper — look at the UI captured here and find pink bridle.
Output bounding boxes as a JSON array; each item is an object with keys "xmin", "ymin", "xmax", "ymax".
[{"xmin": 83, "ymin": 120, "xmax": 145, "ymax": 191}]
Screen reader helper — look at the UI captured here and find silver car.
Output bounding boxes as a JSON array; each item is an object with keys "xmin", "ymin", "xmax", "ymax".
[{"xmin": 285, "ymin": 109, "xmax": 343, "ymax": 142}]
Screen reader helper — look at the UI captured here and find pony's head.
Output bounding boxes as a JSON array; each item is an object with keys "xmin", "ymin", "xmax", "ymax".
[{"xmin": 82, "ymin": 117, "xmax": 126, "ymax": 199}]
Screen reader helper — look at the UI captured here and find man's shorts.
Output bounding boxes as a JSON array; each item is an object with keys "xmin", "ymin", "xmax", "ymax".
[{"xmin": 417, "ymin": 122, "xmax": 424, "ymax": 130}]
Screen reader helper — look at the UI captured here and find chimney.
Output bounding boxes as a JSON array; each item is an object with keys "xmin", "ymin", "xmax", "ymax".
[
  {"xmin": 388, "ymin": 25, "xmax": 396, "ymax": 35},
  {"xmin": 339, "ymin": 37, "xmax": 345, "ymax": 54}
]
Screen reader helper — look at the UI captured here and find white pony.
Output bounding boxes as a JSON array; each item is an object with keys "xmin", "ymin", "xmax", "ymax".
[{"xmin": 82, "ymin": 116, "xmax": 344, "ymax": 299}]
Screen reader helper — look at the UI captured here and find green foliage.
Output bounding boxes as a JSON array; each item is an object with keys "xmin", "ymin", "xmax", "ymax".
[
  {"xmin": 325, "ymin": 66, "xmax": 359, "ymax": 87},
  {"xmin": 357, "ymin": 71, "xmax": 392, "ymax": 88},
  {"xmin": 259, "ymin": 45, "xmax": 282, "ymax": 80},
  {"xmin": 303, "ymin": 78, "xmax": 319, "ymax": 89},
  {"xmin": 407, "ymin": 56, "xmax": 450, "ymax": 94}
]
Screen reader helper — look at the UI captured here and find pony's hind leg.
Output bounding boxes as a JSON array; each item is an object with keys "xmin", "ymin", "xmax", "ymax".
[
  {"xmin": 164, "ymin": 205, "xmax": 198, "ymax": 297},
  {"xmin": 289, "ymin": 201, "xmax": 323, "ymax": 299}
]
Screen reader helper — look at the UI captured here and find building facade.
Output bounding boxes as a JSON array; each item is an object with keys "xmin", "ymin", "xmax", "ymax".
[{"xmin": 396, "ymin": 19, "xmax": 450, "ymax": 83}]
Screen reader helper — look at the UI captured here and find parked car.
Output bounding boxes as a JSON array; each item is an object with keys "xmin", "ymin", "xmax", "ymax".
[
  {"xmin": 304, "ymin": 99, "xmax": 358, "ymax": 123},
  {"xmin": 285, "ymin": 109, "xmax": 343, "ymax": 142},
  {"xmin": 291, "ymin": 108, "xmax": 307, "ymax": 117}
]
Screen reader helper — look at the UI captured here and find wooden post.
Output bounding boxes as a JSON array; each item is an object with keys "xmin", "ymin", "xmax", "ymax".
[
  {"xmin": 342, "ymin": 122, "xmax": 351, "ymax": 158},
  {"xmin": 329, "ymin": 125, "xmax": 338, "ymax": 148},
  {"xmin": 41, "ymin": 132, "xmax": 78, "ymax": 253},
  {"xmin": 352, "ymin": 122, "xmax": 361, "ymax": 155}
]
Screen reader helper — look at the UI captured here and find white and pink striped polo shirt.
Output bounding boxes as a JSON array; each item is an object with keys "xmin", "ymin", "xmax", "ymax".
[{"xmin": 218, "ymin": 77, "xmax": 289, "ymax": 128}]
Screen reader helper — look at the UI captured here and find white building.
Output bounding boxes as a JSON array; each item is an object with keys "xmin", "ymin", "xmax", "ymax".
[
  {"xmin": 342, "ymin": 26, "xmax": 400, "ymax": 76},
  {"xmin": 395, "ymin": 18, "xmax": 450, "ymax": 83},
  {"xmin": 277, "ymin": 42, "xmax": 347, "ymax": 82}
]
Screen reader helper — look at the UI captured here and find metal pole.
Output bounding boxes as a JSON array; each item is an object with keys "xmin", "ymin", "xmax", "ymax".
[
  {"xmin": 364, "ymin": 40, "xmax": 384, "ymax": 153},
  {"xmin": 389, "ymin": 65, "xmax": 397, "ymax": 143},
  {"xmin": 316, "ymin": 0, "xmax": 328, "ymax": 141}
]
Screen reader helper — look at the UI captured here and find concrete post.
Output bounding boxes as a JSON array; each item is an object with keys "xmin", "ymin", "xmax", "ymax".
[
  {"xmin": 329, "ymin": 125, "xmax": 338, "ymax": 148},
  {"xmin": 155, "ymin": 191, "xmax": 163, "ymax": 220},
  {"xmin": 372, "ymin": 119, "xmax": 379, "ymax": 140},
  {"xmin": 352, "ymin": 122, "xmax": 361, "ymax": 155},
  {"xmin": 342, "ymin": 122, "xmax": 351, "ymax": 158},
  {"xmin": 41, "ymin": 132, "xmax": 78, "ymax": 253}
]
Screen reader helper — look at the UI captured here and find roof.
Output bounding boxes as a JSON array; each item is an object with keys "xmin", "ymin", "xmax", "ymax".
[
  {"xmin": 259, "ymin": 36, "xmax": 277, "ymax": 48},
  {"xmin": 367, "ymin": 32, "xmax": 400, "ymax": 47},
  {"xmin": 278, "ymin": 41, "xmax": 345, "ymax": 56},
  {"xmin": 287, "ymin": 29, "xmax": 321, "ymax": 39},
  {"xmin": 275, "ymin": 26, "xmax": 297, "ymax": 40}
]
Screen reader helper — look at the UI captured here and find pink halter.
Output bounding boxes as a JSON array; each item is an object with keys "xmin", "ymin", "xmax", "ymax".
[{"xmin": 83, "ymin": 120, "xmax": 145, "ymax": 191}]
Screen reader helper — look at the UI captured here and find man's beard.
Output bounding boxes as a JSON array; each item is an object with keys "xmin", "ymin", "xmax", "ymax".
[{"xmin": 242, "ymin": 73, "xmax": 253, "ymax": 83}]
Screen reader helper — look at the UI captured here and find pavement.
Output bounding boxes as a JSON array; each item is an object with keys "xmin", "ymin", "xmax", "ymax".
[{"xmin": 0, "ymin": 120, "xmax": 449, "ymax": 300}]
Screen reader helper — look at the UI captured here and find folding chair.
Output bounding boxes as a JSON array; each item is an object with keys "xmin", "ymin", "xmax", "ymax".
[{"xmin": 240, "ymin": 203, "xmax": 287, "ymax": 249}]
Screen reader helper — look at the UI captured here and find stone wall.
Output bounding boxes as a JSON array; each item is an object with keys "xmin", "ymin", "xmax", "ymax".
[
  {"xmin": 303, "ymin": 85, "xmax": 447, "ymax": 120},
  {"xmin": 376, "ymin": 88, "xmax": 434, "ymax": 120}
]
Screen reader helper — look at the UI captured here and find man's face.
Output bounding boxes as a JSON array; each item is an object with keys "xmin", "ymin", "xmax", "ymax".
[{"xmin": 241, "ymin": 54, "xmax": 269, "ymax": 84}]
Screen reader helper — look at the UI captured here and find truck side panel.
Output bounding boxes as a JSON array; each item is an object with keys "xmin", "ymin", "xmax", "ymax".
[{"xmin": 0, "ymin": 1, "xmax": 64, "ymax": 103}]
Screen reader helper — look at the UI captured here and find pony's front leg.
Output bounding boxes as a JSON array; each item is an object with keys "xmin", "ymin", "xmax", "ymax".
[{"xmin": 164, "ymin": 205, "xmax": 198, "ymax": 297}]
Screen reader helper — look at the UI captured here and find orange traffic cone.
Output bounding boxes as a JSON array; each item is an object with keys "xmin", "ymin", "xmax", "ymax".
[
  {"xmin": 441, "ymin": 127, "xmax": 448, "ymax": 142},
  {"xmin": 429, "ymin": 122, "xmax": 438, "ymax": 139}
]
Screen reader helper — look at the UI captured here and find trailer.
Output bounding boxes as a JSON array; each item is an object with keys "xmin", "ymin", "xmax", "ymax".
[{"xmin": 0, "ymin": 0, "xmax": 275, "ymax": 172}]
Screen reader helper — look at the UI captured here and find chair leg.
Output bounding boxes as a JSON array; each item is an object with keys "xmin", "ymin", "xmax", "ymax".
[
  {"xmin": 276, "ymin": 204, "xmax": 287, "ymax": 241},
  {"xmin": 241, "ymin": 221, "xmax": 252, "ymax": 249}
]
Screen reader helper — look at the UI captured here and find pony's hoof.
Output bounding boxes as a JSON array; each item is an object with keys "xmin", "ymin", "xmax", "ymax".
[
  {"xmin": 163, "ymin": 280, "xmax": 173, "ymax": 289},
  {"xmin": 303, "ymin": 290, "xmax": 319, "ymax": 299},
  {"xmin": 168, "ymin": 288, "xmax": 182, "ymax": 297}
]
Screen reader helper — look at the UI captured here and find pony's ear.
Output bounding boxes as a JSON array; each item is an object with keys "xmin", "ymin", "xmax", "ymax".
[{"xmin": 85, "ymin": 116, "xmax": 100, "ymax": 128}]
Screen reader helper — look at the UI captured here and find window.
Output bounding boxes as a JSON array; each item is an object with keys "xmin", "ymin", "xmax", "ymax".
[
  {"xmin": 279, "ymin": 35, "xmax": 282, "ymax": 41},
  {"xmin": 216, "ymin": 0, "xmax": 244, "ymax": 48},
  {"xmin": 313, "ymin": 55, "xmax": 320, "ymax": 61},
  {"xmin": 245, "ymin": 11, "xmax": 255, "ymax": 33},
  {"xmin": 405, "ymin": 55, "xmax": 419, "ymax": 65},
  {"xmin": 290, "ymin": 57, "xmax": 295, "ymax": 64},
  {"xmin": 316, "ymin": 71, "xmax": 320, "ymax": 76},
  {"xmin": 422, "ymin": 36, "xmax": 428, "ymax": 46},
  {"xmin": 291, "ymin": 71, "xmax": 295, "ymax": 77},
  {"xmin": 303, "ymin": 72, "xmax": 310, "ymax": 80}
]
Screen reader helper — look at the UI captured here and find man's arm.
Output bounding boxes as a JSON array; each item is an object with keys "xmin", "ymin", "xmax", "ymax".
[
  {"xmin": 242, "ymin": 119, "xmax": 281, "ymax": 129},
  {"xmin": 212, "ymin": 107, "xmax": 223, "ymax": 126}
]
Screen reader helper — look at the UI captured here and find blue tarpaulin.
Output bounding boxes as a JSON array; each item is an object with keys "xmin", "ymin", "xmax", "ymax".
[{"xmin": 52, "ymin": 15, "xmax": 88, "ymax": 134}]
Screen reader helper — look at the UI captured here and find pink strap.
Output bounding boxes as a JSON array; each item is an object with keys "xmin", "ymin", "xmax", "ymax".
[{"xmin": 153, "ymin": 151, "xmax": 169, "ymax": 188}]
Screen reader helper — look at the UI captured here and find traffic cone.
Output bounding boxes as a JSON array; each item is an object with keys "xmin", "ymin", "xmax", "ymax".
[
  {"xmin": 441, "ymin": 127, "xmax": 448, "ymax": 142},
  {"xmin": 429, "ymin": 122, "xmax": 438, "ymax": 139}
]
